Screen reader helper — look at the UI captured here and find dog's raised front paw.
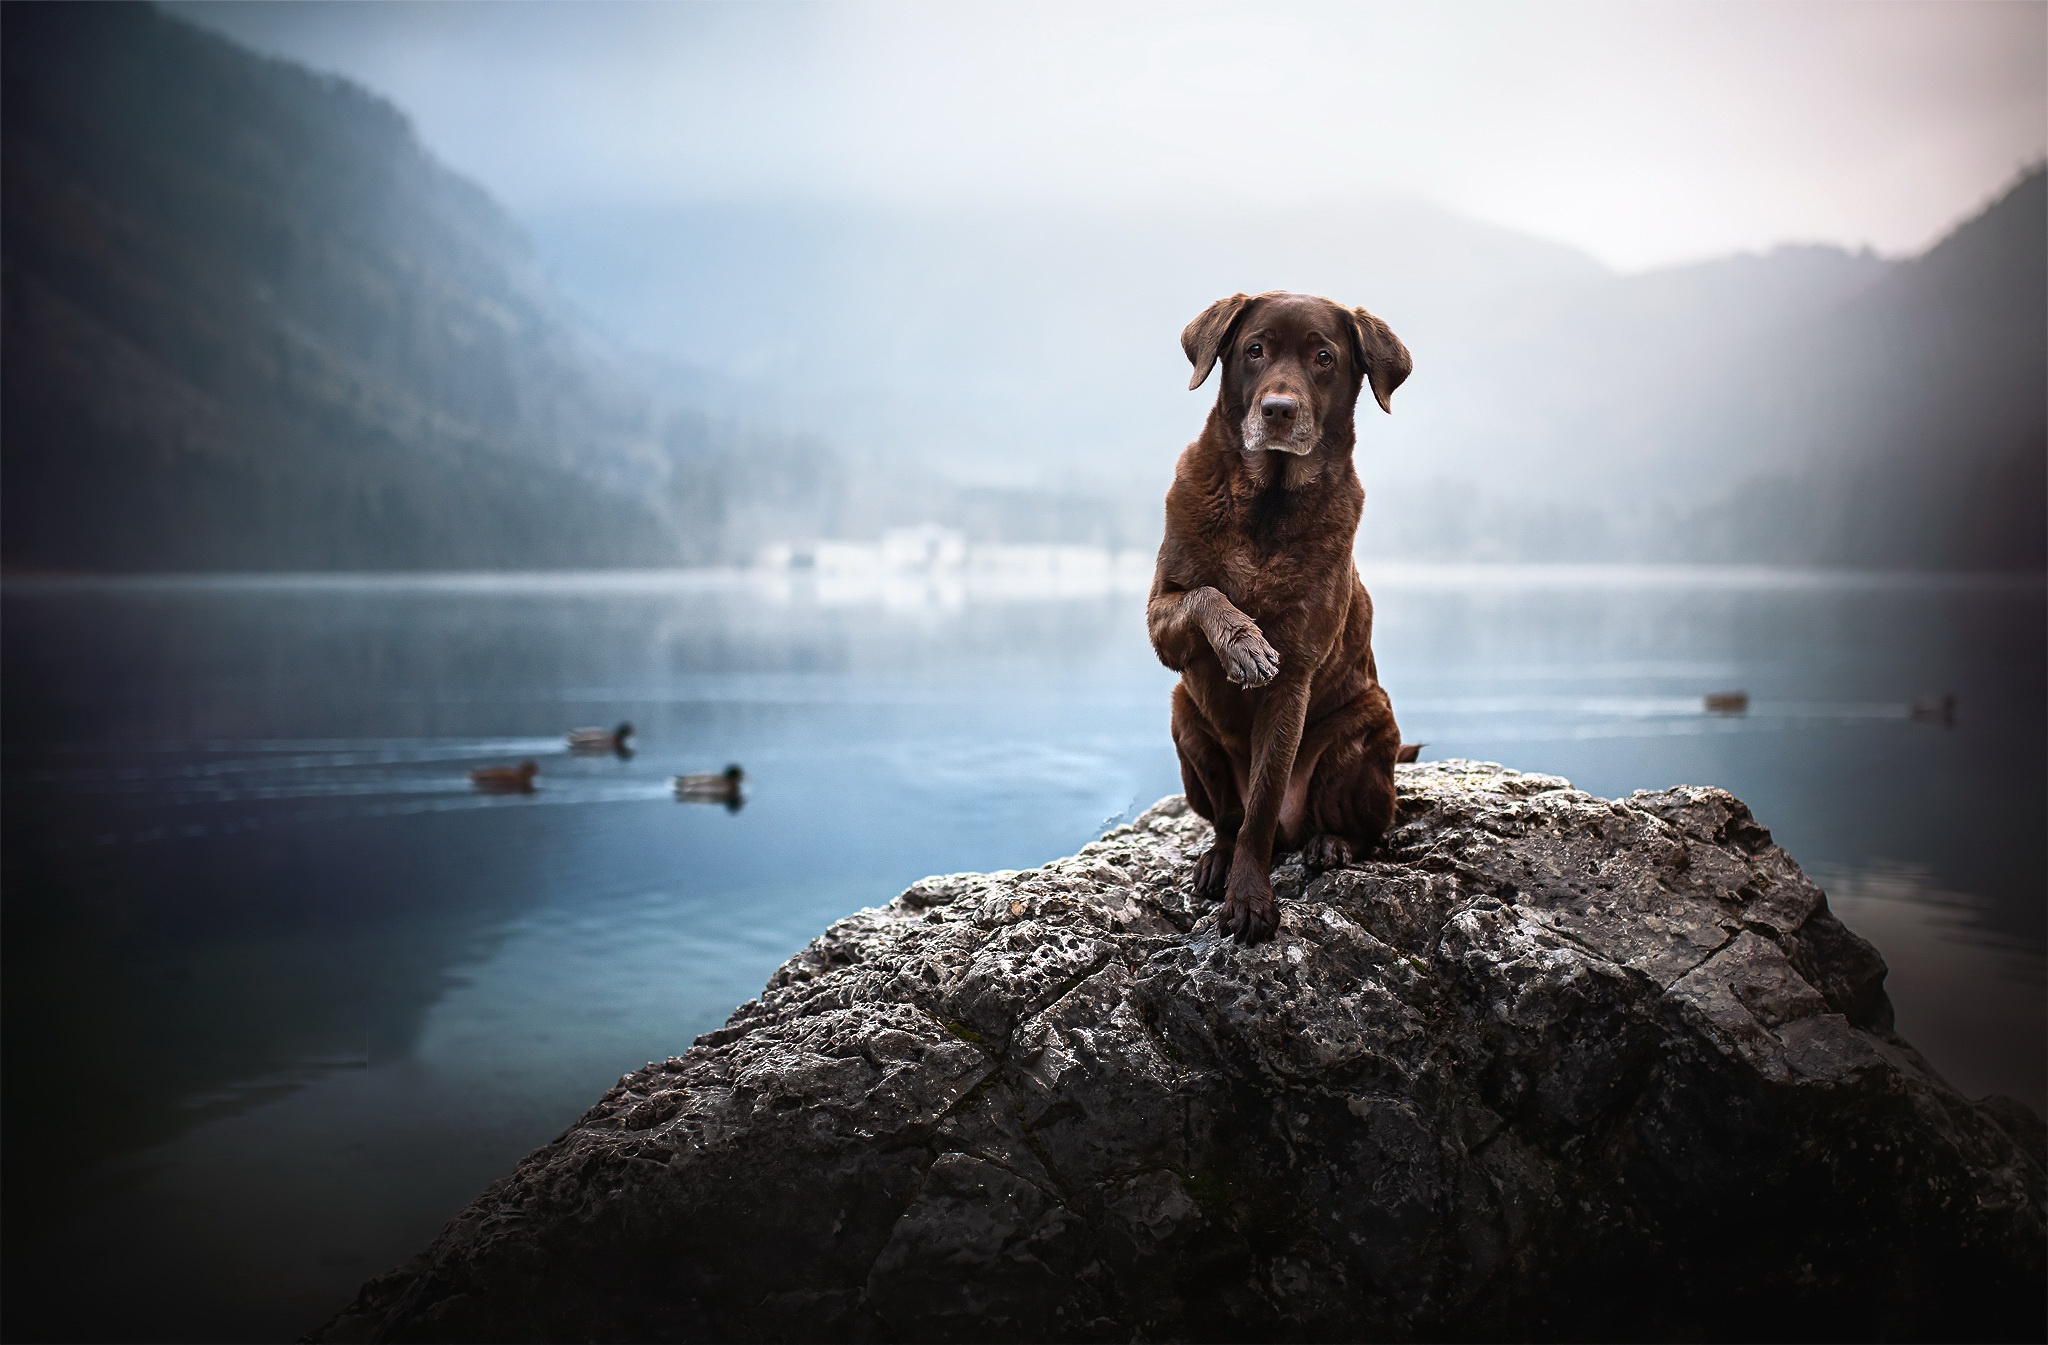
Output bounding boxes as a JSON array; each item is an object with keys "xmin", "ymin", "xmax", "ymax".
[
  {"xmin": 1192, "ymin": 843, "xmax": 1232, "ymax": 897},
  {"xmin": 1217, "ymin": 624, "xmax": 1280, "ymax": 687},
  {"xmin": 1219, "ymin": 877, "xmax": 1280, "ymax": 943}
]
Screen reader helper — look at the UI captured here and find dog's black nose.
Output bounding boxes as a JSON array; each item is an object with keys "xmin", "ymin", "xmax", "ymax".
[{"xmin": 1260, "ymin": 395, "xmax": 1298, "ymax": 424}]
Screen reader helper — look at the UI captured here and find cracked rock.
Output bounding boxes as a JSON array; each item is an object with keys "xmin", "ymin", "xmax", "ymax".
[{"xmin": 310, "ymin": 761, "xmax": 2045, "ymax": 1343}]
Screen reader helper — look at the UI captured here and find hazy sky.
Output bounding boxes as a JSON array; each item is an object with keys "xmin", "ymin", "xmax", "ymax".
[{"xmin": 180, "ymin": 1, "xmax": 2044, "ymax": 270}]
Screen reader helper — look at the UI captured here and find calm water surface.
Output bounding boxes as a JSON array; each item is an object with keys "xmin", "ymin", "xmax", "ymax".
[{"xmin": 3, "ymin": 566, "xmax": 2042, "ymax": 1342}]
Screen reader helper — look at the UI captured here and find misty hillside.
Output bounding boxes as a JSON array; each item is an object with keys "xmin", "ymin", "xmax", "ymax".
[
  {"xmin": 522, "ymin": 198, "xmax": 1614, "ymax": 500},
  {"xmin": 1365, "ymin": 174, "xmax": 2043, "ymax": 569},
  {"xmin": 1, "ymin": 2, "xmax": 838, "ymax": 571},
  {"xmin": 525, "ymin": 200, "xmax": 1888, "ymax": 514},
  {"xmin": 1682, "ymin": 170, "xmax": 2045, "ymax": 569},
  {"xmin": 529, "ymin": 179, "xmax": 2043, "ymax": 570}
]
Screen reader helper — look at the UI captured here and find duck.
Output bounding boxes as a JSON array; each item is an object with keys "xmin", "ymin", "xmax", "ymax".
[
  {"xmin": 470, "ymin": 760, "xmax": 539, "ymax": 793},
  {"xmin": 1908, "ymin": 694, "xmax": 1956, "ymax": 726},
  {"xmin": 673, "ymin": 764, "xmax": 744, "ymax": 809},
  {"xmin": 1704, "ymin": 691, "xmax": 1749, "ymax": 715},
  {"xmin": 567, "ymin": 721, "xmax": 635, "ymax": 755}
]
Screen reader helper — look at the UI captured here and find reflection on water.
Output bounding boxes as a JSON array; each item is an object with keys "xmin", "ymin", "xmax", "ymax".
[
  {"xmin": 1817, "ymin": 861, "xmax": 2047, "ymax": 1112},
  {"xmin": 2, "ymin": 566, "xmax": 2041, "ymax": 1343}
]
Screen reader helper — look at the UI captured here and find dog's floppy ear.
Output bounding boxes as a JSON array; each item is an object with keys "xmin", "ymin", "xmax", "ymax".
[
  {"xmin": 1181, "ymin": 293, "xmax": 1251, "ymax": 391},
  {"xmin": 1349, "ymin": 306, "xmax": 1412, "ymax": 413}
]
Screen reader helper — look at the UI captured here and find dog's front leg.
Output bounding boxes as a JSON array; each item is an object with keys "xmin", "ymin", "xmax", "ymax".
[
  {"xmin": 1220, "ymin": 679, "xmax": 1311, "ymax": 943},
  {"xmin": 1147, "ymin": 586, "xmax": 1280, "ymax": 687}
]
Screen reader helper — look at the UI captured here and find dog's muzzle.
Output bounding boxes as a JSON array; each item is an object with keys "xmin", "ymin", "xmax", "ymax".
[{"xmin": 1241, "ymin": 394, "xmax": 1316, "ymax": 455}]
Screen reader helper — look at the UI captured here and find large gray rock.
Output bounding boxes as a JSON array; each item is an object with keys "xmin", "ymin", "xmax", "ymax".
[{"xmin": 315, "ymin": 762, "xmax": 2045, "ymax": 1342}]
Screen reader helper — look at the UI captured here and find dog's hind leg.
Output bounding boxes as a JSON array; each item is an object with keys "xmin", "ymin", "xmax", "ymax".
[
  {"xmin": 1172, "ymin": 684, "xmax": 1242, "ymax": 897},
  {"xmin": 1301, "ymin": 684, "xmax": 1401, "ymax": 874}
]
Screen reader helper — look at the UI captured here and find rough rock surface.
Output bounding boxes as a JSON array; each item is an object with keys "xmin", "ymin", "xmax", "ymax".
[{"xmin": 315, "ymin": 762, "xmax": 2045, "ymax": 1343}]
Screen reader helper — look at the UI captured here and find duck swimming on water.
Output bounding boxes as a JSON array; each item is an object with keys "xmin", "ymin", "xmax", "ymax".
[
  {"xmin": 470, "ymin": 761, "xmax": 539, "ymax": 793},
  {"xmin": 674, "ymin": 764, "xmax": 744, "ymax": 810},
  {"xmin": 1908, "ymin": 694, "xmax": 1956, "ymax": 726},
  {"xmin": 567, "ymin": 722, "xmax": 635, "ymax": 755}
]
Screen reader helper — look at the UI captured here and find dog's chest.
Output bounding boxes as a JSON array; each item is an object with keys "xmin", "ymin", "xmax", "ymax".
[
  {"xmin": 1230, "ymin": 492, "xmax": 1323, "ymax": 595},
  {"xmin": 1215, "ymin": 547, "xmax": 1304, "ymax": 621}
]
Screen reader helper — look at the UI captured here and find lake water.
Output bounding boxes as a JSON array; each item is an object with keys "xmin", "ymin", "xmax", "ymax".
[{"xmin": 3, "ymin": 564, "xmax": 2042, "ymax": 1343}]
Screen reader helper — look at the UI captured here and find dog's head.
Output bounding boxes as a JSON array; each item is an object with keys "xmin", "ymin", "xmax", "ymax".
[{"xmin": 1182, "ymin": 291, "xmax": 1411, "ymax": 455}]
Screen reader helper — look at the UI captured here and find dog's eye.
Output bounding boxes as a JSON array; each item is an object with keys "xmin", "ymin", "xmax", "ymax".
[
  {"xmin": 1316, "ymin": 349, "xmax": 1334, "ymax": 366},
  {"xmin": 1246, "ymin": 343, "xmax": 1262, "ymax": 359}
]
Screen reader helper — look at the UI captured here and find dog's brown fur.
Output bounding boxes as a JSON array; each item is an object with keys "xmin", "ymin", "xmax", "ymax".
[{"xmin": 1148, "ymin": 291, "xmax": 1412, "ymax": 942}]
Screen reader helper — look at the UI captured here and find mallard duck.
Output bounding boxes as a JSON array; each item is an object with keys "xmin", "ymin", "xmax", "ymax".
[
  {"xmin": 567, "ymin": 721, "xmax": 635, "ymax": 754},
  {"xmin": 1704, "ymin": 691, "xmax": 1749, "ymax": 715},
  {"xmin": 673, "ymin": 764, "xmax": 744, "ymax": 809},
  {"xmin": 470, "ymin": 760, "xmax": 539, "ymax": 793}
]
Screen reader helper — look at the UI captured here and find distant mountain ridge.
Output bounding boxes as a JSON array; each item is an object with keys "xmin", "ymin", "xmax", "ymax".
[
  {"xmin": 2, "ymin": 2, "xmax": 838, "ymax": 571},
  {"xmin": 1362, "ymin": 172, "xmax": 2043, "ymax": 569},
  {"xmin": 518, "ymin": 195, "xmax": 1622, "ymax": 499},
  {"xmin": 1689, "ymin": 169, "xmax": 2046, "ymax": 569},
  {"xmin": 527, "ymin": 179, "xmax": 2043, "ymax": 571},
  {"xmin": 7, "ymin": 3, "xmax": 2039, "ymax": 572}
]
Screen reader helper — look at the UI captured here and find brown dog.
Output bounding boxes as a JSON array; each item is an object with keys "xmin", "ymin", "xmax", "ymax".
[{"xmin": 1147, "ymin": 291, "xmax": 1411, "ymax": 943}]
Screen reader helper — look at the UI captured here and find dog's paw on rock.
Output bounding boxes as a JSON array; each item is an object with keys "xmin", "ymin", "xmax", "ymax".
[
  {"xmin": 1191, "ymin": 843, "xmax": 1232, "ymax": 896},
  {"xmin": 1301, "ymin": 833, "xmax": 1356, "ymax": 873},
  {"xmin": 1218, "ymin": 884, "xmax": 1280, "ymax": 943}
]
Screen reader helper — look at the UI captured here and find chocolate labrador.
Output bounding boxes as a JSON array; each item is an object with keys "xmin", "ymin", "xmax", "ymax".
[{"xmin": 1147, "ymin": 291, "xmax": 1411, "ymax": 943}]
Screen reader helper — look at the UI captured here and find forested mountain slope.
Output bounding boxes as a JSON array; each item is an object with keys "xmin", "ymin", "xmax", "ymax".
[
  {"xmin": 2, "ymin": 2, "xmax": 836, "ymax": 571},
  {"xmin": 1684, "ymin": 170, "xmax": 2045, "ymax": 569}
]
